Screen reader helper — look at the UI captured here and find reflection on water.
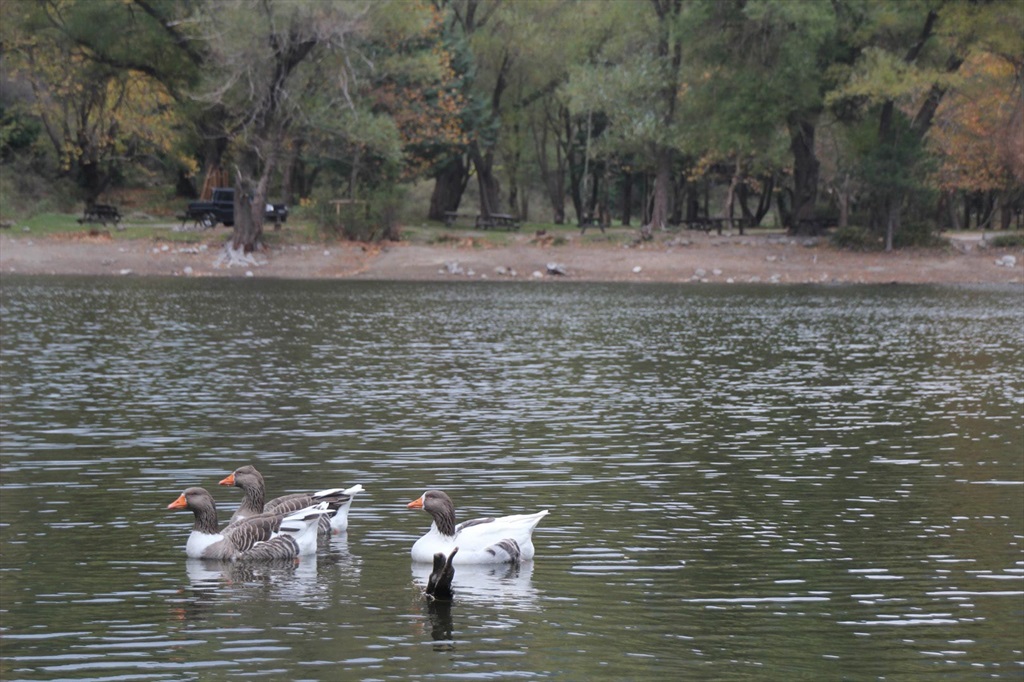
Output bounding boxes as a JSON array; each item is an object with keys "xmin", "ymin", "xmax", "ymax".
[
  {"xmin": 1, "ymin": 277, "xmax": 1021, "ymax": 680},
  {"xmin": 184, "ymin": 556, "xmax": 323, "ymax": 608},
  {"xmin": 410, "ymin": 560, "xmax": 540, "ymax": 611}
]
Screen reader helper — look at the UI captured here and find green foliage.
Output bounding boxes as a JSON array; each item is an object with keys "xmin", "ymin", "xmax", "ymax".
[
  {"xmin": 988, "ymin": 233, "xmax": 1024, "ymax": 249},
  {"xmin": 892, "ymin": 220, "xmax": 945, "ymax": 248},
  {"xmin": 0, "ymin": 162, "xmax": 80, "ymax": 218},
  {"xmin": 0, "ymin": 0, "xmax": 1020, "ymax": 245},
  {"xmin": 309, "ymin": 184, "xmax": 408, "ymax": 242},
  {"xmin": 846, "ymin": 111, "xmax": 930, "ymax": 198},
  {"xmin": 0, "ymin": 105, "xmax": 41, "ymax": 161},
  {"xmin": 831, "ymin": 225, "xmax": 883, "ymax": 251}
]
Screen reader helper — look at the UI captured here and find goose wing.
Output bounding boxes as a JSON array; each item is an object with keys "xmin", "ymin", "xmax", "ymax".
[
  {"xmin": 264, "ymin": 485, "xmax": 362, "ymax": 515},
  {"xmin": 454, "ymin": 511, "xmax": 549, "ymax": 545},
  {"xmin": 236, "ymin": 504, "xmax": 332, "ymax": 560},
  {"xmin": 221, "ymin": 514, "xmax": 282, "ymax": 552},
  {"xmin": 241, "ymin": 535, "xmax": 302, "ymax": 561},
  {"xmin": 263, "ymin": 492, "xmax": 318, "ymax": 515}
]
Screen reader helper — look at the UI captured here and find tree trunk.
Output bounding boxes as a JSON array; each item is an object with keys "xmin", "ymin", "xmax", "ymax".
[
  {"xmin": 646, "ymin": 146, "xmax": 673, "ymax": 239},
  {"xmin": 724, "ymin": 157, "xmax": 741, "ymax": 234},
  {"xmin": 533, "ymin": 111, "xmax": 566, "ymax": 224},
  {"xmin": 999, "ymin": 192, "xmax": 1014, "ymax": 231},
  {"xmin": 737, "ymin": 177, "xmax": 774, "ymax": 229},
  {"xmin": 232, "ymin": 167, "xmax": 270, "ymax": 254},
  {"xmin": 469, "ymin": 143, "xmax": 500, "ymax": 218},
  {"xmin": 787, "ymin": 115, "xmax": 820, "ymax": 234},
  {"xmin": 884, "ymin": 196, "xmax": 899, "ymax": 251},
  {"xmin": 77, "ymin": 155, "xmax": 108, "ymax": 206},
  {"xmin": 685, "ymin": 181, "xmax": 699, "ymax": 223},
  {"xmin": 621, "ymin": 171, "xmax": 633, "ymax": 227},
  {"xmin": 943, "ymin": 191, "xmax": 961, "ymax": 231},
  {"xmin": 507, "ymin": 120, "xmax": 522, "ymax": 217},
  {"xmin": 428, "ymin": 156, "xmax": 469, "ymax": 220},
  {"xmin": 837, "ymin": 174, "xmax": 851, "ymax": 229},
  {"xmin": 564, "ymin": 109, "xmax": 585, "ymax": 224}
]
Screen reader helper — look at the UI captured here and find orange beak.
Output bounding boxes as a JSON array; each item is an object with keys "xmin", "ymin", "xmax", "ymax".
[
  {"xmin": 407, "ymin": 496, "xmax": 424, "ymax": 509},
  {"xmin": 167, "ymin": 493, "xmax": 188, "ymax": 510},
  {"xmin": 218, "ymin": 472, "xmax": 235, "ymax": 486}
]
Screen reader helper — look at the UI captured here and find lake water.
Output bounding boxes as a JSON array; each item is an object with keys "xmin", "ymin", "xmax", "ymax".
[{"xmin": 1, "ymin": 276, "xmax": 1021, "ymax": 680}]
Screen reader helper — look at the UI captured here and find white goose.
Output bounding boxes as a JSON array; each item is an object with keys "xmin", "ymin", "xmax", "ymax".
[
  {"xmin": 219, "ymin": 465, "xmax": 364, "ymax": 535},
  {"xmin": 407, "ymin": 490, "xmax": 548, "ymax": 565},
  {"xmin": 167, "ymin": 487, "xmax": 330, "ymax": 561}
]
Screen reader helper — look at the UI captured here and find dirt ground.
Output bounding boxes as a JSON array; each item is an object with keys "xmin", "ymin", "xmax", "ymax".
[{"xmin": 1, "ymin": 227, "xmax": 1022, "ymax": 286}]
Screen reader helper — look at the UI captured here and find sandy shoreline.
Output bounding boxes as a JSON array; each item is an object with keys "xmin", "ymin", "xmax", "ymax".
[{"xmin": 1, "ymin": 229, "xmax": 1022, "ymax": 286}]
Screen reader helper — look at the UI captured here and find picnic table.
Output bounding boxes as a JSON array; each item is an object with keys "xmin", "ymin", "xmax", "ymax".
[
  {"xmin": 682, "ymin": 217, "xmax": 747, "ymax": 235},
  {"xmin": 579, "ymin": 213, "xmax": 607, "ymax": 234},
  {"xmin": 78, "ymin": 204, "xmax": 122, "ymax": 227},
  {"xmin": 476, "ymin": 213, "xmax": 520, "ymax": 230},
  {"xmin": 443, "ymin": 212, "xmax": 520, "ymax": 230},
  {"xmin": 443, "ymin": 211, "xmax": 474, "ymax": 227}
]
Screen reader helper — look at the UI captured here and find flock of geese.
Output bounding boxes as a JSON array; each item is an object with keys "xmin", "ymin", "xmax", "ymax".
[{"xmin": 167, "ymin": 465, "xmax": 549, "ymax": 600}]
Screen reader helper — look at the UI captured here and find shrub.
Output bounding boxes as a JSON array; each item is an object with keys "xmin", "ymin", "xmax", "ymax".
[
  {"xmin": 311, "ymin": 185, "xmax": 406, "ymax": 242},
  {"xmin": 988, "ymin": 233, "xmax": 1024, "ymax": 249},
  {"xmin": 830, "ymin": 225, "xmax": 881, "ymax": 251},
  {"xmin": 0, "ymin": 159, "xmax": 79, "ymax": 219},
  {"xmin": 893, "ymin": 220, "xmax": 945, "ymax": 248}
]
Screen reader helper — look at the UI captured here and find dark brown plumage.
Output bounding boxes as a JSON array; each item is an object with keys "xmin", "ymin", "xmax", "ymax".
[
  {"xmin": 219, "ymin": 465, "xmax": 364, "ymax": 534},
  {"xmin": 167, "ymin": 487, "xmax": 330, "ymax": 561}
]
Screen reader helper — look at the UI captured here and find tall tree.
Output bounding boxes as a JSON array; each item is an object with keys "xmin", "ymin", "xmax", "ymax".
[
  {"xmin": 450, "ymin": 0, "xmax": 512, "ymax": 219},
  {"xmin": 928, "ymin": 1, "xmax": 1024, "ymax": 231},
  {"xmin": 194, "ymin": 0, "xmax": 368, "ymax": 260},
  {"xmin": 1, "ymin": 0, "xmax": 198, "ymax": 204},
  {"xmin": 825, "ymin": 0, "xmax": 1023, "ymax": 248},
  {"xmin": 646, "ymin": 0, "xmax": 685, "ymax": 237},
  {"xmin": 679, "ymin": 0, "xmax": 834, "ymax": 230},
  {"xmin": 564, "ymin": 0, "xmax": 688, "ymax": 238}
]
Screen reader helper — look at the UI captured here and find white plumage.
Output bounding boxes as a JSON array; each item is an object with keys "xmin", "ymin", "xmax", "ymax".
[
  {"xmin": 407, "ymin": 490, "xmax": 548, "ymax": 565},
  {"xmin": 167, "ymin": 487, "xmax": 331, "ymax": 561},
  {"xmin": 219, "ymin": 465, "xmax": 364, "ymax": 534}
]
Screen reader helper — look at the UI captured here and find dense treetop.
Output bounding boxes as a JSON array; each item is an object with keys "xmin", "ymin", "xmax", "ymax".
[{"xmin": 1, "ymin": 0, "xmax": 1021, "ymax": 251}]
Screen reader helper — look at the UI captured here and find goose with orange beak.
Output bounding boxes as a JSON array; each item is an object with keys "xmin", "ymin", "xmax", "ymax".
[
  {"xmin": 167, "ymin": 487, "xmax": 333, "ymax": 561},
  {"xmin": 219, "ymin": 465, "xmax": 364, "ymax": 535},
  {"xmin": 407, "ymin": 490, "xmax": 548, "ymax": 565}
]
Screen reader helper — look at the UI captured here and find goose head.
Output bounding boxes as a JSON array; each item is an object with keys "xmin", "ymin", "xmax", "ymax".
[
  {"xmin": 407, "ymin": 490, "xmax": 457, "ymax": 536},
  {"xmin": 167, "ymin": 487, "xmax": 220, "ymax": 533},
  {"xmin": 218, "ymin": 465, "xmax": 264, "ymax": 490}
]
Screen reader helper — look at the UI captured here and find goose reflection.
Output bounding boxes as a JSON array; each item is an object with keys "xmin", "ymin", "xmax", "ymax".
[
  {"xmin": 418, "ymin": 549, "xmax": 457, "ymax": 650},
  {"xmin": 424, "ymin": 598, "xmax": 455, "ymax": 649},
  {"xmin": 181, "ymin": 555, "xmax": 323, "ymax": 608},
  {"xmin": 411, "ymin": 558, "xmax": 540, "ymax": 611}
]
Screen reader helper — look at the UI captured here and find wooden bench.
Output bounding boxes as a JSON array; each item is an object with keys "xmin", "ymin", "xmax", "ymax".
[
  {"xmin": 579, "ymin": 214, "xmax": 607, "ymax": 234},
  {"xmin": 177, "ymin": 210, "xmax": 217, "ymax": 230},
  {"xmin": 78, "ymin": 204, "xmax": 121, "ymax": 226},
  {"xmin": 443, "ymin": 211, "xmax": 474, "ymax": 227},
  {"xmin": 476, "ymin": 213, "xmax": 520, "ymax": 230},
  {"xmin": 683, "ymin": 217, "xmax": 747, "ymax": 235}
]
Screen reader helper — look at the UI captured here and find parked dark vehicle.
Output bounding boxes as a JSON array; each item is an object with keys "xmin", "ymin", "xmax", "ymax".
[{"xmin": 180, "ymin": 188, "xmax": 288, "ymax": 229}]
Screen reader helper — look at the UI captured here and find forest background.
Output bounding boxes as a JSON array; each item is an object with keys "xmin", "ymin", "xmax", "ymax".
[{"xmin": 1, "ymin": 0, "xmax": 1022, "ymax": 258}]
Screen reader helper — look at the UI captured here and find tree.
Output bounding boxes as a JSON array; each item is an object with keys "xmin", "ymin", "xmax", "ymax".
[
  {"xmin": 676, "ymin": 0, "xmax": 834, "ymax": 231},
  {"xmin": 929, "ymin": 18, "xmax": 1024, "ymax": 230},
  {"xmin": 430, "ymin": 0, "xmax": 583, "ymax": 222},
  {"xmin": 1, "ymin": 0, "xmax": 198, "ymax": 204},
  {"xmin": 193, "ymin": 0, "xmax": 370, "ymax": 260},
  {"xmin": 560, "ymin": 1, "xmax": 687, "ymax": 237},
  {"xmin": 367, "ymin": 3, "xmax": 467, "ymax": 184},
  {"xmin": 824, "ymin": 0, "xmax": 1022, "ymax": 248}
]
